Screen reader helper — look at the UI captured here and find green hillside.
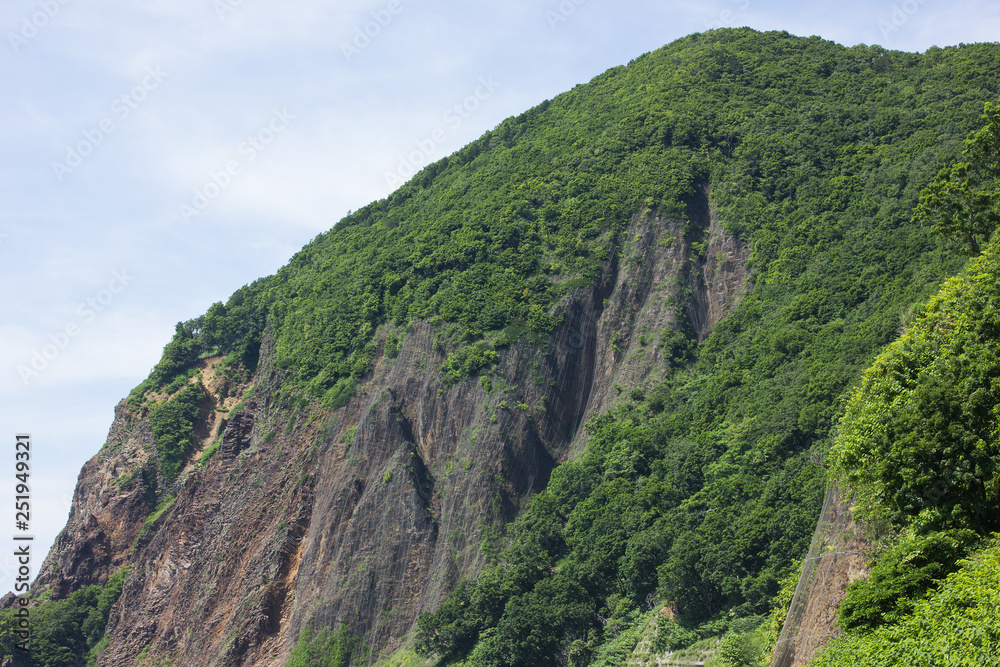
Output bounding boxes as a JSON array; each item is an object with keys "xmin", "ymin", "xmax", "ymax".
[
  {"xmin": 131, "ymin": 30, "xmax": 1000, "ymax": 411},
  {"xmin": 5, "ymin": 28, "xmax": 1000, "ymax": 667},
  {"xmin": 812, "ymin": 102, "xmax": 1000, "ymax": 666},
  {"xmin": 131, "ymin": 28, "xmax": 1000, "ymax": 665},
  {"xmin": 409, "ymin": 32, "xmax": 1000, "ymax": 666}
]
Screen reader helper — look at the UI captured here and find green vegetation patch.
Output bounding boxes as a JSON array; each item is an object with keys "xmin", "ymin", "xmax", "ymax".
[
  {"xmin": 837, "ymin": 527, "xmax": 981, "ymax": 633},
  {"xmin": 197, "ymin": 436, "xmax": 222, "ymax": 467},
  {"xmin": 811, "ymin": 536, "xmax": 1000, "ymax": 667},
  {"xmin": 0, "ymin": 568, "xmax": 128, "ymax": 667},
  {"xmin": 442, "ymin": 344, "xmax": 499, "ymax": 385},
  {"xmin": 137, "ymin": 495, "xmax": 177, "ymax": 543},
  {"xmin": 286, "ymin": 621, "xmax": 364, "ymax": 667},
  {"xmin": 149, "ymin": 384, "xmax": 204, "ymax": 484}
]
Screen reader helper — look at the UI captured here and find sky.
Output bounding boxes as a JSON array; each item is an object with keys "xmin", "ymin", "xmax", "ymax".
[{"xmin": 1, "ymin": 0, "xmax": 998, "ymax": 596}]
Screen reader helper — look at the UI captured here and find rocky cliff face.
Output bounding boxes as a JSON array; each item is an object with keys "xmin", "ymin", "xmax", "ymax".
[
  {"xmin": 770, "ymin": 487, "xmax": 872, "ymax": 667},
  {"xmin": 33, "ymin": 195, "xmax": 749, "ymax": 666}
]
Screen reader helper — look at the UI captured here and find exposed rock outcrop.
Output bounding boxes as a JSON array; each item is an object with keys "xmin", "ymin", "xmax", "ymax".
[
  {"xmin": 771, "ymin": 486, "xmax": 873, "ymax": 667},
  {"xmin": 33, "ymin": 198, "xmax": 750, "ymax": 666}
]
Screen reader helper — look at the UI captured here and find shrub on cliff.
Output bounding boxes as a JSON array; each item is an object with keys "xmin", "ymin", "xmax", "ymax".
[
  {"xmin": 149, "ymin": 383, "xmax": 205, "ymax": 484},
  {"xmin": 0, "ymin": 569, "xmax": 127, "ymax": 667},
  {"xmin": 811, "ymin": 536, "xmax": 1000, "ymax": 667}
]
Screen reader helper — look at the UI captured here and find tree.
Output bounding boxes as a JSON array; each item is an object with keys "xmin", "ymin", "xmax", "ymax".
[
  {"xmin": 915, "ymin": 101, "xmax": 1000, "ymax": 255},
  {"xmin": 718, "ymin": 631, "xmax": 765, "ymax": 667},
  {"xmin": 149, "ymin": 383, "xmax": 205, "ymax": 483}
]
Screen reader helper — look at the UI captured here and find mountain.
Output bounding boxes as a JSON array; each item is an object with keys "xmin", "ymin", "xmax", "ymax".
[
  {"xmin": 811, "ymin": 232, "xmax": 1000, "ymax": 667},
  {"xmin": 3, "ymin": 28, "xmax": 1000, "ymax": 667}
]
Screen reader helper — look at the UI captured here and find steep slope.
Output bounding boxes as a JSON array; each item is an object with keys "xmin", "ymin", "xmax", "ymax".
[
  {"xmin": 773, "ymin": 102, "xmax": 1000, "ymax": 667},
  {"xmin": 805, "ymin": 238, "xmax": 1000, "ymax": 665},
  {"xmin": 6, "ymin": 28, "xmax": 1000, "ymax": 667},
  {"xmin": 31, "ymin": 208, "xmax": 738, "ymax": 667},
  {"xmin": 412, "ymin": 39, "xmax": 1000, "ymax": 667}
]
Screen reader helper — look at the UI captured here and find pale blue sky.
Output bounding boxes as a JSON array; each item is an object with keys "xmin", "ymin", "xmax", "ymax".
[{"xmin": 1, "ymin": 0, "xmax": 998, "ymax": 594}]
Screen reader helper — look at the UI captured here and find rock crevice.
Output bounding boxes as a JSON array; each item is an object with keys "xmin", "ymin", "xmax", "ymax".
[{"xmin": 33, "ymin": 197, "xmax": 750, "ymax": 666}]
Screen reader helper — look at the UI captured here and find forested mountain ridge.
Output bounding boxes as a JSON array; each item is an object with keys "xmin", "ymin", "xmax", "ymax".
[
  {"xmin": 2, "ymin": 28, "xmax": 1000, "ymax": 667},
  {"xmin": 808, "ymin": 238, "xmax": 1000, "ymax": 667},
  {"xmin": 807, "ymin": 101, "xmax": 1000, "ymax": 667}
]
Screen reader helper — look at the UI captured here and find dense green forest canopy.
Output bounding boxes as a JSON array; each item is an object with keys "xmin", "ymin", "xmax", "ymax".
[
  {"xmin": 132, "ymin": 29, "xmax": 1000, "ymax": 408},
  {"xmin": 813, "ymin": 103, "xmax": 1000, "ymax": 666},
  {"xmin": 406, "ymin": 33, "xmax": 1000, "ymax": 666},
  {"xmin": 0, "ymin": 569, "xmax": 127, "ymax": 667}
]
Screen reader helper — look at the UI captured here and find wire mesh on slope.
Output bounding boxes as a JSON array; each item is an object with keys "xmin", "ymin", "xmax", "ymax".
[{"xmin": 770, "ymin": 484, "xmax": 871, "ymax": 667}]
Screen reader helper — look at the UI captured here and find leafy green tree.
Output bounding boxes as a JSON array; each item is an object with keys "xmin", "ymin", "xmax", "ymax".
[
  {"xmin": 0, "ymin": 569, "xmax": 127, "ymax": 667},
  {"xmin": 567, "ymin": 638, "xmax": 593, "ymax": 666},
  {"xmin": 838, "ymin": 528, "xmax": 980, "ymax": 633},
  {"xmin": 286, "ymin": 622, "xmax": 362, "ymax": 667},
  {"xmin": 652, "ymin": 615, "xmax": 698, "ymax": 653},
  {"xmin": 414, "ymin": 581, "xmax": 480, "ymax": 661},
  {"xmin": 442, "ymin": 344, "xmax": 499, "ymax": 384},
  {"xmin": 915, "ymin": 101, "xmax": 1000, "ymax": 254},
  {"xmin": 719, "ymin": 631, "xmax": 765, "ymax": 667}
]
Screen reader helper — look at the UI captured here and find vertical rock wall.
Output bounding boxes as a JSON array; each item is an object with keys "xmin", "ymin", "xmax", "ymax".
[{"xmin": 31, "ymin": 197, "xmax": 750, "ymax": 666}]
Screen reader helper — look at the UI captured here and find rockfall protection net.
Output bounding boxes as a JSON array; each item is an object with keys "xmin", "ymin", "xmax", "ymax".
[{"xmin": 770, "ymin": 484, "xmax": 869, "ymax": 667}]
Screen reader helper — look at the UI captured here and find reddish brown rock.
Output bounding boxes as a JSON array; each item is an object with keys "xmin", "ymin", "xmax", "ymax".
[{"xmin": 33, "ymin": 199, "xmax": 749, "ymax": 666}]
